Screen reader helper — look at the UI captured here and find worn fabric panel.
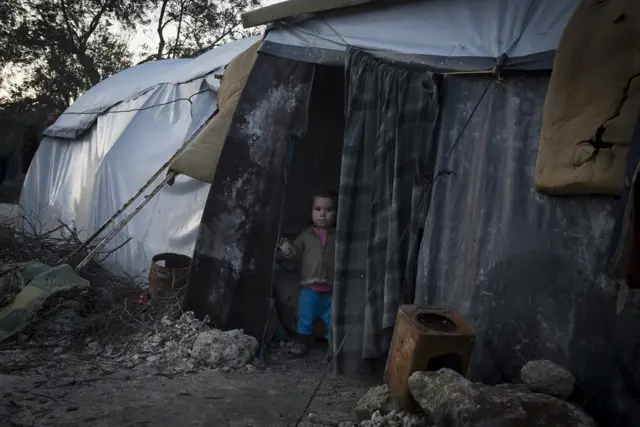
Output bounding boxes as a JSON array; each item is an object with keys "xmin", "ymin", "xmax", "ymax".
[
  {"xmin": 334, "ymin": 49, "xmax": 440, "ymax": 374},
  {"xmin": 169, "ymin": 41, "xmax": 262, "ymax": 183},
  {"xmin": 416, "ymin": 74, "xmax": 640, "ymax": 426},
  {"xmin": 183, "ymin": 54, "xmax": 314, "ymax": 341},
  {"xmin": 608, "ymin": 112, "xmax": 640, "ymax": 296},
  {"xmin": 535, "ymin": 0, "xmax": 640, "ymax": 196}
]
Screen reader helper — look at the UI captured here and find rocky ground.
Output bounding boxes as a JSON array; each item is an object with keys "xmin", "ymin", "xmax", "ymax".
[
  {"xmin": 0, "ymin": 212, "xmax": 379, "ymax": 427},
  {"xmin": 0, "ymin": 339, "xmax": 376, "ymax": 427}
]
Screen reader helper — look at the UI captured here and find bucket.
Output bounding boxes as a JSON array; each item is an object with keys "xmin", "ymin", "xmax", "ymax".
[{"xmin": 148, "ymin": 253, "xmax": 192, "ymax": 299}]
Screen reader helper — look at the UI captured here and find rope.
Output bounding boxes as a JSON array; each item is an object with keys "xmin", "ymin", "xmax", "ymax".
[
  {"xmin": 292, "ymin": 77, "xmax": 495, "ymax": 427},
  {"xmin": 0, "ymin": 89, "xmax": 211, "ymax": 119},
  {"xmin": 321, "ymin": 18, "xmax": 349, "ymax": 46}
]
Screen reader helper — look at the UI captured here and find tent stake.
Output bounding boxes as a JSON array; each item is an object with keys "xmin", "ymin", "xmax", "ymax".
[{"xmin": 74, "ymin": 172, "xmax": 176, "ymax": 271}]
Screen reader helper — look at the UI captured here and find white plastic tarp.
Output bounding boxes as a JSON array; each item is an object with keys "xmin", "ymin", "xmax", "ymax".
[
  {"xmin": 45, "ymin": 36, "xmax": 261, "ymax": 139},
  {"xmin": 264, "ymin": 0, "xmax": 578, "ymax": 61},
  {"xmin": 20, "ymin": 37, "xmax": 260, "ymax": 277}
]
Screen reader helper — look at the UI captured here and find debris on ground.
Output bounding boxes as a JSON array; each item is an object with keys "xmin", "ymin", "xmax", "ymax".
[
  {"xmin": 355, "ymin": 384, "xmax": 401, "ymax": 422},
  {"xmin": 0, "ymin": 215, "xmax": 258, "ymax": 377},
  {"xmin": 520, "ymin": 359, "xmax": 576, "ymax": 398},
  {"xmin": 108, "ymin": 311, "xmax": 259, "ymax": 374},
  {"xmin": 408, "ymin": 368, "xmax": 597, "ymax": 427}
]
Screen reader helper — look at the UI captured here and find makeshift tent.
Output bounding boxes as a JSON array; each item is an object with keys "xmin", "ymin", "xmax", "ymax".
[
  {"xmin": 18, "ymin": 0, "xmax": 640, "ymax": 424},
  {"xmin": 19, "ymin": 37, "xmax": 261, "ymax": 276},
  {"xmin": 178, "ymin": 0, "xmax": 638, "ymax": 426}
]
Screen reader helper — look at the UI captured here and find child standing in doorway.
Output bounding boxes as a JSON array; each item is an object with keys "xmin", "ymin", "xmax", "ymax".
[{"xmin": 278, "ymin": 190, "xmax": 337, "ymax": 357}]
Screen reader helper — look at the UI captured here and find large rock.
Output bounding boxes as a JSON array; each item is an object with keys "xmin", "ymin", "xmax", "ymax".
[
  {"xmin": 356, "ymin": 385, "xmax": 400, "ymax": 422},
  {"xmin": 521, "ymin": 359, "xmax": 575, "ymax": 399},
  {"xmin": 408, "ymin": 369, "xmax": 597, "ymax": 427}
]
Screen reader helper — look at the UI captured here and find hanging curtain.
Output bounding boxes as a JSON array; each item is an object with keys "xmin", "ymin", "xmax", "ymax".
[{"xmin": 333, "ymin": 49, "xmax": 440, "ymax": 374}]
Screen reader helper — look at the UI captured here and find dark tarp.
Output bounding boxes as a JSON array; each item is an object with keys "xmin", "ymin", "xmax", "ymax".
[
  {"xmin": 334, "ymin": 49, "xmax": 440, "ymax": 375},
  {"xmin": 608, "ymin": 111, "xmax": 640, "ymax": 297},
  {"xmin": 416, "ymin": 74, "xmax": 640, "ymax": 426},
  {"xmin": 183, "ymin": 53, "xmax": 314, "ymax": 341}
]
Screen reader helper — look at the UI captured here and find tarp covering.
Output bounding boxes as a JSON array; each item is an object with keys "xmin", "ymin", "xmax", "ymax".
[
  {"xmin": 334, "ymin": 49, "xmax": 440, "ymax": 374},
  {"xmin": 184, "ymin": 53, "xmax": 314, "ymax": 340},
  {"xmin": 0, "ymin": 261, "xmax": 89, "ymax": 343},
  {"xmin": 262, "ymin": 0, "xmax": 578, "ymax": 69},
  {"xmin": 20, "ymin": 38, "xmax": 259, "ymax": 277},
  {"xmin": 535, "ymin": 0, "xmax": 640, "ymax": 196},
  {"xmin": 608, "ymin": 111, "xmax": 640, "ymax": 301},
  {"xmin": 415, "ymin": 74, "xmax": 640, "ymax": 426},
  {"xmin": 44, "ymin": 37, "xmax": 261, "ymax": 139},
  {"xmin": 169, "ymin": 41, "xmax": 262, "ymax": 183}
]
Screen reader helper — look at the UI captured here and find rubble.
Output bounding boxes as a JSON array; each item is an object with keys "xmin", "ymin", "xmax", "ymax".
[
  {"xmin": 520, "ymin": 359, "xmax": 575, "ymax": 399},
  {"xmin": 355, "ymin": 384, "xmax": 400, "ymax": 422},
  {"xmin": 109, "ymin": 311, "xmax": 259, "ymax": 374},
  {"xmin": 334, "ymin": 410, "xmax": 429, "ymax": 427},
  {"xmin": 408, "ymin": 368, "xmax": 597, "ymax": 427}
]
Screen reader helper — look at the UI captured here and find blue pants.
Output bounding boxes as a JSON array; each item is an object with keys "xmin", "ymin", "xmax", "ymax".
[{"xmin": 297, "ymin": 288, "xmax": 332, "ymax": 340}]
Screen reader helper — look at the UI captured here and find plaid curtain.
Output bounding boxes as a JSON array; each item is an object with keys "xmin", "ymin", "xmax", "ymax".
[{"xmin": 333, "ymin": 49, "xmax": 441, "ymax": 374}]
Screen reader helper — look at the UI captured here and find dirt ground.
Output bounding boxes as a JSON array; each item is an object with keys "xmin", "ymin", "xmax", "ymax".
[
  {"xmin": 0, "ymin": 205, "xmax": 377, "ymax": 427},
  {"xmin": 0, "ymin": 343, "xmax": 377, "ymax": 427}
]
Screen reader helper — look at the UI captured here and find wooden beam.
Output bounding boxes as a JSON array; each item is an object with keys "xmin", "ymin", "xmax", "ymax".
[{"xmin": 241, "ymin": 0, "xmax": 381, "ymax": 29}]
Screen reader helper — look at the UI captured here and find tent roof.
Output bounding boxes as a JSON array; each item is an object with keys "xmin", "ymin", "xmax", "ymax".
[
  {"xmin": 241, "ymin": 0, "xmax": 382, "ymax": 28},
  {"xmin": 44, "ymin": 36, "xmax": 262, "ymax": 140},
  {"xmin": 260, "ymin": 0, "xmax": 578, "ymax": 70}
]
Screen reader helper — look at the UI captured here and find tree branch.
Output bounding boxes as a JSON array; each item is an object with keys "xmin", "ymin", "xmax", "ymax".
[
  {"xmin": 172, "ymin": 0, "xmax": 188, "ymax": 59},
  {"xmin": 58, "ymin": 0, "xmax": 78, "ymax": 44},
  {"xmin": 80, "ymin": 0, "xmax": 117, "ymax": 48},
  {"xmin": 156, "ymin": 0, "xmax": 169, "ymax": 59},
  {"xmin": 194, "ymin": 25, "xmax": 234, "ymax": 56}
]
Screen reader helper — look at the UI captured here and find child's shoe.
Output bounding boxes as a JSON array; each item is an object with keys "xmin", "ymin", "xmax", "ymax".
[{"xmin": 289, "ymin": 334, "xmax": 310, "ymax": 357}]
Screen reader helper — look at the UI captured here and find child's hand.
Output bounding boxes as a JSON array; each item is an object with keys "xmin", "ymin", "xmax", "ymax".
[{"xmin": 278, "ymin": 238, "xmax": 294, "ymax": 256}]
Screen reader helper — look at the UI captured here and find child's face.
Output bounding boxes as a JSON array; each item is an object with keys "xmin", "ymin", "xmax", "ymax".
[{"xmin": 311, "ymin": 197, "xmax": 336, "ymax": 229}]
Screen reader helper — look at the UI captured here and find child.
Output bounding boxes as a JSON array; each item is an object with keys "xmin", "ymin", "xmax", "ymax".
[{"xmin": 278, "ymin": 190, "xmax": 337, "ymax": 357}]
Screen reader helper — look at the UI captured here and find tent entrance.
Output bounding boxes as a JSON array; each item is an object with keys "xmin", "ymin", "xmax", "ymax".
[{"xmin": 273, "ymin": 64, "xmax": 346, "ymax": 341}]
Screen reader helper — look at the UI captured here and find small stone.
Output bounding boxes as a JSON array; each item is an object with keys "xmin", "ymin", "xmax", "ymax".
[
  {"xmin": 86, "ymin": 341, "xmax": 101, "ymax": 354},
  {"xmin": 355, "ymin": 385, "xmax": 399, "ymax": 422},
  {"xmin": 53, "ymin": 347, "xmax": 64, "ymax": 355},
  {"xmin": 103, "ymin": 345, "xmax": 114, "ymax": 357},
  {"xmin": 146, "ymin": 355, "xmax": 158, "ymax": 363},
  {"xmin": 222, "ymin": 367, "xmax": 231, "ymax": 374},
  {"xmin": 521, "ymin": 359, "xmax": 575, "ymax": 399},
  {"xmin": 244, "ymin": 364, "xmax": 256, "ymax": 373}
]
